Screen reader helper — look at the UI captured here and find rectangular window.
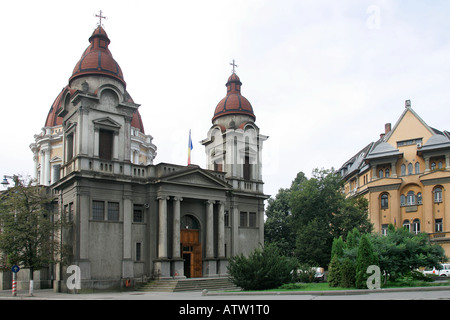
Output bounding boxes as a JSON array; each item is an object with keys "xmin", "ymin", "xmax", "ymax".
[
  {"xmin": 243, "ymin": 156, "xmax": 251, "ymax": 180},
  {"xmin": 68, "ymin": 202, "xmax": 74, "ymax": 222},
  {"xmin": 240, "ymin": 212, "xmax": 247, "ymax": 227},
  {"xmin": 66, "ymin": 133, "xmax": 74, "ymax": 161},
  {"xmin": 249, "ymin": 212, "xmax": 257, "ymax": 227},
  {"xmin": 381, "ymin": 224, "xmax": 388, "ymax": 236},
  {"xmin": 92, "ymin": 201, "xmax": 105, "ymax": 220},
  {"xmin": 435, "ymin": 219, "xmax": 443, "ymax": 232},
  {"xmin": 108, "ymin": 202, "xmax": 119, "ymax": 221},
  {"xmin": 224, "ymin": 210, "xmax": 229, "ymax": 227},
  {"xmin": 99, "ymin": 129, "xmax": 114, "ymax": 160},
  {"xmin": 136, "ymin": 242, "xmax": 142, "ymax": 261},
  {"xmin": 133, "ymin": 204, "xmax": 144, "ymax": 223}
]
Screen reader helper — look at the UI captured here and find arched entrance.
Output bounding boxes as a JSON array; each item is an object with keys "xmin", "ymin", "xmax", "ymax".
[{"xmin": 180, "ymin": 215, "xmax": 202, "ymax": 278}]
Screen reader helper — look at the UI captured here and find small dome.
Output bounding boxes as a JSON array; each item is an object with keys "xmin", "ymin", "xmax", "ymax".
[
  {"xmin": 69, "ymin": 26, "xmax": 125, "ymax": 87},
  {"xmin": 212, "ymin": 73, "xmax": 255, "ymax": 123}
]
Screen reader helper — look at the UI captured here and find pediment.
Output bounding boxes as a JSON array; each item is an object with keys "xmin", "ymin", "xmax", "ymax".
[
  {"xmin": 162, "ymin": 168, "xmax": 231, "ymax": 189},
  {"xmin": 93, "ymin": 117, "xmax": 121, "ymax": 129}
]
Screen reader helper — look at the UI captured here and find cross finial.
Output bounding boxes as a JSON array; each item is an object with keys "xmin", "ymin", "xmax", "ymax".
[
  {"xmin": 95, "ymin": 10, "xmax": 107, "ymax": 27},
  {"xmin": 230, "ymin": 59, "xmax": 238, "ymax": 74}
]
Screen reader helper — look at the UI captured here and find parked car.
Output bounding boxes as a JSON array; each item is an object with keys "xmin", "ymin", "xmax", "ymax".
[
  {"xmin": 422, "ymin": 264, "xmax": 450, "ymax": 276},
  {"xmin": 423, "ymin": 266, "xmax": 439, "ymax": 275},
  {"xmin": 439, "ymin": 264, "xmax": 450, "ymax": 276}
]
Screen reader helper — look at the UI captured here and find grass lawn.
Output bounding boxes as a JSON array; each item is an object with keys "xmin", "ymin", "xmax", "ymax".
[{"xmin": 257, "ymin": 278, "xmax": 450, "ymax": 292}]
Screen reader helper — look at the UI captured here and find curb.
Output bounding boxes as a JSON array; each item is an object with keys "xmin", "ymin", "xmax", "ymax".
[{"xmin": 202, "ymin": 285, "xmax": 450, "ymax": 296}]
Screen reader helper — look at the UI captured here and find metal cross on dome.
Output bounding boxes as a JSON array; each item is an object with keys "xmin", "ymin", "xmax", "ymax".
[
  {"xmin": 95, "ymin": 10, "xmax": 107, "ymax": 27},
  {"xmin": 230, "ymin": 59, "xmax": 238, "ymax": 74}
]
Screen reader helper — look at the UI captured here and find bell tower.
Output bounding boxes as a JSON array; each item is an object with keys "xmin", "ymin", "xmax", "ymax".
[{"xmin": 202, "ymin": 69, "xmax": 268, "ymax": 193}]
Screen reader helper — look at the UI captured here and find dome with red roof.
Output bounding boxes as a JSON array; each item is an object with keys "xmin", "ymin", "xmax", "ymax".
[
  {"xmin": 69, "ymin": 26, "xmax": 125, "ymax": 87},
  {"xmin": 212, "ymin": 73, "xmax": 255, "ymax": 123}
]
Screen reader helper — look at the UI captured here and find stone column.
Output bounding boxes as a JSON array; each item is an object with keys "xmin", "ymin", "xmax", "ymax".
[
  {"xmin": 113, "ymin": 131, "xmax": 119, "ymax": 161},
  {"xmin": 158, "ymin": 196, "xmax": 169, "ymax": 258},
  {"xmin": 93, "ymin": 128, "xmax": 100, "ymax": 158},
  {"xmin": 172, "ymin": 197, "xmax": 185, "ymax": 279},
  {"xmin": 122, "ymin": 190, "xmax": 133, "ymax": 279},
  {"xmin": 154, "ymin": 196, "xmax": 170, "ymax": 279},
  {"xmin": 424, "ymin": 156, "xmax": 431, "ymax": 173},
  {"xmin": 44, "ymin": 148, "xmax": 51, "ymax": 186},
  {"xmin": 204, "ymin": 200, "xmax": 217, "ymax": 277},
  {"xmin": 391, "ymin": 161, "xmax": 397, "ymax": 178},
  {"xmin": 217, "ymin": 201, "xmax": 225, "ymax": 258},
  {"xmin": 445, "ymin": 154, "xmax": 450, "ymax": 170},
  {"xmin": 217, "ymin": 201, "xmax": 228, "ymax": 276},
  {"xmin": 78, "ymin": 187, "xmax": 91, "ymax": 282}
]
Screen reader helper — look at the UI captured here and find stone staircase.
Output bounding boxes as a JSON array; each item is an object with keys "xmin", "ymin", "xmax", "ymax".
[{"xmin": 137, "ymin": 277, "xmax": 240, "ymax": 292}]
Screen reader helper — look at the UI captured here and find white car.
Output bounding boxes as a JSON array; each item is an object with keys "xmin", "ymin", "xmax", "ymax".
[
  {"xmin": 439, "ymin": 264, "xmax": 450, "ymax": 276},
  {"xmin": 422, "ymin": 264, "xmax": 450, "ymax": 276},
  {"xmin": 423, "ymin": 266, "xmax": 438, "ymax": 275}
]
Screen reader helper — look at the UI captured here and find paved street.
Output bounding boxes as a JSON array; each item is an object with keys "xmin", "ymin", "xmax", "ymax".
[{"xmin": 2, "ymin": 286, "xmax": 450, "ymax": 300}]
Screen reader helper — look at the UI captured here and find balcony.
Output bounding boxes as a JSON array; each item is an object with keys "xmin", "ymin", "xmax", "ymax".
[
  {"xmin": 60, "ymin": 156, "xmax": 149, "ymax": 182},
  {"xmin": 429, "ymin": 231, "xmax": 450, "ymax": 242}
]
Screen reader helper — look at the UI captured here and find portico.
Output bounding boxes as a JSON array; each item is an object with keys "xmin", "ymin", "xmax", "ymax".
[{"xmin": 153, "ymin": 169, "xmax": 230, "ymax": 279}]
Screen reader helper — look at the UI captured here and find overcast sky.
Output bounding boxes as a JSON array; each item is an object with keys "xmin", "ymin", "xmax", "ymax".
[{"xmin": 1, "ymin": 0, "xmax": 450, "ymax": 198}]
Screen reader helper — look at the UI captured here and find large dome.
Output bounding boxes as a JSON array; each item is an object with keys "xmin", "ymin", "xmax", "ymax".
[
  {"xmin": 69, "ymin": 26, "xmax": 125, "ymax": 87},
  {"xmin": 44, "ymin": 26, "xmax": 145, "ymax": 132},
  {"xmin": 212, "ymin": 73, "xmax": 255, "ymax": 123}
]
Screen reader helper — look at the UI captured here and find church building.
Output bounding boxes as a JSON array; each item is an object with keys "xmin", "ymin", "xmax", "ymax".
[
  {"xmin": 340, "ymin": 100, "xmax": 450, "ymax": 257},
  {"xmin": 29, "ymin": 22, "xmax": 268, "ymax": 291}
]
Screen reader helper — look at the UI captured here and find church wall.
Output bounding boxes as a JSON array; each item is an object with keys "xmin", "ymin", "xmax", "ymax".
[{"xmin": 89, "ymin": 221, "xmax": 123, "ymax": 280}]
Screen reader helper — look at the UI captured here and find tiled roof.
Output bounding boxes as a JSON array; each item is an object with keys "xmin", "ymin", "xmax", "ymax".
[
  {"xmin": 69, "ymin": 26, "xmax": 125, "ymax": 87},
  {"xmin": 212, "ymin": 73, "xmax": 255, "ymax": 122}
]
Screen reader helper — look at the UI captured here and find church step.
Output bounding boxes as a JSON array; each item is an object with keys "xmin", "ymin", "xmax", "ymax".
[{"xmin": 137, "ymin": 277, "xmax": 240, "ymax": 292}]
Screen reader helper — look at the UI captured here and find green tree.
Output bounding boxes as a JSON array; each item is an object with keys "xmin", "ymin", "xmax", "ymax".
[
  {"xmin": 289, "ymin": 168, "xmax": 372, "ymax": 267},
  {"xmin": 328, "ymin": 237, "xmax": 345, "ymax": 287},
  {"xmin": 227, "ymin": 244, "xmax": 297, "ymax": 291},
  {"xmin": 355, "ymin": 234, "xmax": 378, "ymax": 289},
  {"xmin": 0, "ymin": 175, "xmax": 64, "ymax": 295},
  {"xmin": 370, "ymin": 225, "xmax": 446, "ymax": 282},
  {"xmin": 331, "ymin": 197, "xmax": 373, "ymax": 239},
  {"xmin": 340, "ymin": 257, "xmax": 356, "ymax": 288},
  {"xmin": 264, "ymin": 188, "xmax": 295, "ymax": 256}
]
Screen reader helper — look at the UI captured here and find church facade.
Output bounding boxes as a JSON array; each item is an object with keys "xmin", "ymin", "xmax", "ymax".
[{"xmin": 29, "ymin": 25, "xmax": 268, "ymax": 291}]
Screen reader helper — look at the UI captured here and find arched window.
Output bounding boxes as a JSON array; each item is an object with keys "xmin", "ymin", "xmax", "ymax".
[
  {"xmin": 385, "ymin": 169, "xmax": 390, "ymax": 177},
  {"xmin": 407, "ymin": 191, "xmax": 416, "ymax": 205},
  {"xmin": 381, "ymin": 193, "xmax": 389, "ymax": 209},
  {"xmin": 431, "ymin": 162, "xmax": 436, "ymax": 170},
  {"xmin": 413, "ymin": 219, "xmax": 421, "ymax": 234},
  {"xmin": 408, "ymin": 163, "xmax": 413, "ymax": 175},
  {"xmin": 415, "ymin": 162, "xmax": 420, "ymax": 174},
  {"xmin": 438, "ymin": 161, "xmax": 443, "ymax": 169},
  {"xmin": 417, "ymin": 192, "xmax": 422, "ymax": 205},
  {"xmin": 403, "ymin": 220, "xmax": 410, "ymax": 232},
  {"xmin": 181, "ymin": 215, "xmax": 200, "ymax": 230},
  {"xmin": 400, "ymin": 194, "xmax": 406, "ymax": 206},
  {"xmin": 434, "ymin": 187, "xmax": 443, "ymax": 203},
  {"xmin": 379, "ymin": 169, "xmax": 384, "ymax": 178},
  {"xmin": 401, "ymin": 164, "xmax": 406, "ymax": 176}
]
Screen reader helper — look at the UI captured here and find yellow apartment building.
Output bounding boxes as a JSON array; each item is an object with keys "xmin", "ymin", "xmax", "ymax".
[{"xmin": 340, "ymin": 100, "xmax": 450, "ymax": 257}]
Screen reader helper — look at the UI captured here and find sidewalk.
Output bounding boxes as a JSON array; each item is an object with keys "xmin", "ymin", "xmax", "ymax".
[{"xmin": 2, "ymin": 285, "xmax": 450, "ymax": 300}]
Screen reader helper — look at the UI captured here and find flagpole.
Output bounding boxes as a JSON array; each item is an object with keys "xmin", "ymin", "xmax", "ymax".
[{"xmin": 188, "ymin": 129, "xmax": 193, "ymax": 166}]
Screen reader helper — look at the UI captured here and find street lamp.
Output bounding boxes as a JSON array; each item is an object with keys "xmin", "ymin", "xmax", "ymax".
[{"xmin": 1, "ymin": 175, "xmax": 15, "ymax": 188}]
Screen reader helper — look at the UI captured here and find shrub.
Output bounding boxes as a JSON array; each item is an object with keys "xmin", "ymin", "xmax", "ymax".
[
  {"xmin": 227, "ymin": 244, "xmax": 297, "ymax": 290},
  {"xmin": 340, "ymin": 257, "xmax": 356, "ymax": 288},
  {"xmin": 355, "ymin": 234, "xmax": 378, "ymax": 289}
]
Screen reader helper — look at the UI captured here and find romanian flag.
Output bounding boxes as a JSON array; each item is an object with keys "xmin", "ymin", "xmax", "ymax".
[{"xmin": 188, "ymin": 129, "xmax": 193, "ymax": 165}]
